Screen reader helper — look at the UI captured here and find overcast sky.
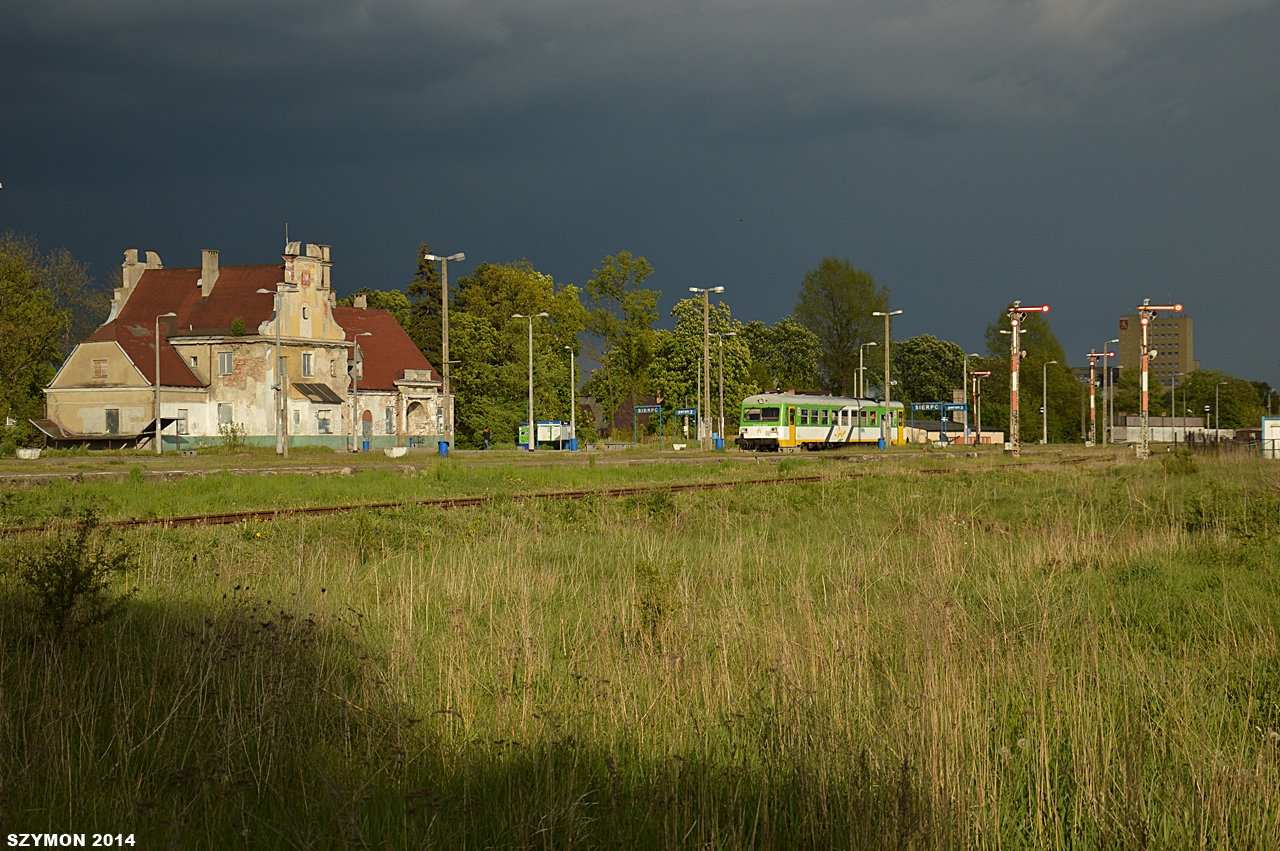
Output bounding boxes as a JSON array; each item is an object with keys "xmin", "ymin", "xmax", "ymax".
[{"xmin": 3, "ymin": 0, "xmax": 1277, "ymax": 382}]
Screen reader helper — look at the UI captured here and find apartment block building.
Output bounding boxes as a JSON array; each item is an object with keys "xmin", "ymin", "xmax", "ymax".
[{"xmin": 1117, "ymin": 313, "xmax": 1198, "ymax": 388}]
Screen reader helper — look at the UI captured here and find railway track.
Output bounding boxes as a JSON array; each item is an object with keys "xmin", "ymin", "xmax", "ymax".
[{"xmin": 0, "ymin": 453, "xmax": 1116, "ymax": 537}]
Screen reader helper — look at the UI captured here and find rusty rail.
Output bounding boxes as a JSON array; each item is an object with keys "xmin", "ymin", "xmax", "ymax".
[{"xmin": 0, "ymin": 454, "xmax": 1112, "ymax": 537}]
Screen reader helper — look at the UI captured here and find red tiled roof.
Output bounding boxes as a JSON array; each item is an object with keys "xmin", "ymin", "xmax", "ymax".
[
  {"xmin": 86, "ymin": 317, "xmax": 203, "ymax": 387},
  {"xmin": 332, "ymin": 306, "xmax": 438, "ymax": 391},
  {"xmin": 86, "ymin": 263, "xmax": 284, "ymax": 387}
]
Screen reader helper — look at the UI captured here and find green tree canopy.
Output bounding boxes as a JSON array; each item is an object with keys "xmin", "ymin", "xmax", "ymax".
[
  {"xmin": 449, "ymin": 261, "xmax": 587, "ymax": 448},
  {"xmin": 0, "ymin": 232, "xmax": 76, "ymax": 430},
  {"xmin": 890, "ymin": 335, "xmax": 966, "ymax": 405},
  {"xmin": 793, "ymin": 257, "xmax": 888, "ymax": 395},
  {"xmin": 648, "ymin": 299, "xmax": 757, "ymax": 433},
  {"xmin": 405, "ymin": 243, "xmax": 444, "ymax": 367},
  {"xmin": 583, "ymin": 252, "xmax": 659, "ymax": 423},
  {"xmin": 739, "ymin": 316, "xmax": 821, "ymax": 393}
]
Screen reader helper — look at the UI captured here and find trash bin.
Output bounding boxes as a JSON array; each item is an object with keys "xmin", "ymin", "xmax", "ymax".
[
  {"xmin": 438, "ymin": 440, "xmax": 449, "ymax": 458},
  {"xmin": 878, "ymin": 437, "xmax": 886, "ymax": 450},
  {"xmin": 362, "ymin": 440, "xmax": 370, "ymax": 452},
  {"xmin": 714, "ymin": 437, "xmax": 724, "ymax": 450}
]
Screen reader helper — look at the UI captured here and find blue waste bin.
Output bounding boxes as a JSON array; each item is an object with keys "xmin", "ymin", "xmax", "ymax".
[
  {"xmin": 438, "ymin": 440, "xmax": 449, "ymax": 458},
  {"xmin": 715, "ymin": 437, "xmax": 724, "ymax": 450},
  {"xmin": 878, "ymin": 437, "xmax": 886, "ymax": 450},
  {"xmin": 362, "ymin": 440, "xmax": 370, "ymax": 452}
]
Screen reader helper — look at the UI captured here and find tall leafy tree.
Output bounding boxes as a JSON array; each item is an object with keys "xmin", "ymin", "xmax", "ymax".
[
  {"xmin": 0, "ymin": 232, "xmax": 73, "ymax": 430},
  {"xmin": 648, "ymin": 299, "xmax": 757, "ymax": 433},
  {"xmin": 739, "ymin": 317, "xmax": 821, "ymax": 392},
  {"xmin": 981, "ymin": 310, "xmax": 1079, "ymax": 442},
  {"xmin": 891, "ymin": 335, "xmax": 966, "ymax": 404},
  {"xmin": 449, "ymin": 260, "xmax": 588, "ymax": 448},
  {"xmin": 793, "ymin": 257, "xmax": 889, "ymax": 395},
  {"xmin": 583, "ymin": 251, "xmax": 659, "ymax": 426},
  {"xmin": 405, "ymin": 243, "xmax": 443, "ymax": 367}
]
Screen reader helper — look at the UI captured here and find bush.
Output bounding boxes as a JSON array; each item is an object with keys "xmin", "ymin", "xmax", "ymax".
[
  {"xmin": 229, "ymin": 316, "xmax": 247, "ymax": 336},
  {"xmin": 11, "ymin": 510, "xmax": 136, "ymax": 639}
]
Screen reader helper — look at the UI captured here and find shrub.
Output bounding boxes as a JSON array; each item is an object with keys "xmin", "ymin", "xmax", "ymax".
[
  {"xmin": 12, "ymin": 510, "xmax": 136, "ymax": 639},
  {"xmin": 229, "ymin": 316, "xmax": 247, "ymax": 336}
]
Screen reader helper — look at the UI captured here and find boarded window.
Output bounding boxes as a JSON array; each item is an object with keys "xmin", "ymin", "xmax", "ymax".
[
  {"xmin": 385, "ymin": 407, "xmax": 394, "ymax": 435},
  {"xmin": 105, "ymin": 409, "xmax": 119, "ymax": 435},
  {"xmin": 317, "ymin": 410, "xmax": 332, "ymax": 434},
  {"xmin": 176, "ymin": 409, "xmax": 188, "ymax": 435},
  {"xmin": 218, "ymin": 352, "xmax": 233, "ymax": 375},
  {"xmin": 218, "ymin": 403, "xmax": 233, "ymax": 425},
  {"xmin": 92, "ymin": 359, "xmax": 108, "ymax": 379}
]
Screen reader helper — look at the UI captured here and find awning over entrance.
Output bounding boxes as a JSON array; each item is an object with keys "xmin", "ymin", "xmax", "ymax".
[{"xmin": 293, "ymin": 382, "xmax": 345, "ymax": 404}]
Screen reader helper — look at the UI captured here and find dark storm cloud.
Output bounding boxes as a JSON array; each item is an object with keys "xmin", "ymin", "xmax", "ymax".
[{"xmin": 2, "ymin": 0, "xmax": 1279, "ymax": 380}]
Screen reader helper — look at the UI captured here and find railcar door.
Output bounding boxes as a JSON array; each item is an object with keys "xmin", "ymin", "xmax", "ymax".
[{"xmin": 788, "ymin": 406, "xmax": 796, "ymax": 446}]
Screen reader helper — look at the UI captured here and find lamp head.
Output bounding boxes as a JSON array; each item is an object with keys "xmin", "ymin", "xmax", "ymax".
[
  {"xmin": 159, "ymin": 312, "xmax": 176, "ymax": 318},
  {"xmin": 712, "ymin": 286, "xmax": 725, "ymax": 293},
  {"xmin": 448, "ymin": 253, "xmax": 465, "ymax": 262},
  {"xmin": 536, "ymin": 312, "xmax": 549, "ymax": 318}
]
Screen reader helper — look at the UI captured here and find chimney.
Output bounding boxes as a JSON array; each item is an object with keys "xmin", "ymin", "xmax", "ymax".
[
  {"xmin": 201, "ymin": 249, "xmax": 219, "ymax": 297},
  {"xmin": 353, "ymin": 294, "xmax": 367, "ymax": 309}
]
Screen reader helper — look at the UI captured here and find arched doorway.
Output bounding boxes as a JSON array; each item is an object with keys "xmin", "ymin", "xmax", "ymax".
[{"xmin": 361, "ymin": 409, "xmax": 373, "ymax": 445}]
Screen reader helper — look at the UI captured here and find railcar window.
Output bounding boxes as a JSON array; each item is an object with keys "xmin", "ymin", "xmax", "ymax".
[
  {"xmin": 742, "ymin": 406, "xmax": 780, "ymax": 423},
  {"xmin": 799, "ymin": 409, "xmax": 808, "ymax": 425}
]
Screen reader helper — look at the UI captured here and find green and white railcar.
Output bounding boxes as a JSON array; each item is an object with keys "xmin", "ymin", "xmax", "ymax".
[{"xmin": 737, "ymin": 393, "xmax": 906, "ymax": 451}]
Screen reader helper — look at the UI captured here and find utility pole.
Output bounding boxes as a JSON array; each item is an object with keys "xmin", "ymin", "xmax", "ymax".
[
  {"xmin": 689, "ymin": 287, "xmax": 724, "ymax": 449},
  {"xmin": 1134, "ymin": 299, "xmax": 1182, "ymax": 458},
  {"xmin": 1004, "ymin": 302, "xmax": 1050, "ymax": 456},
  {"xmin": 871, "ymin": 309, "xmax": 903, "ymax": 447},
  {"xmin": 423, "ymin": 252, "xmax": 465, "ymax": 454},
  {"xmin": 1085, "ymin": 350, "xmax": 1113, "ymax": 447},
  {"xmin": 154, "ymin": 312, "xmax": 176, "ymax": 454},
  {"xmin": 513, "ymin": 313, "xmax": 548, "ymax": 450}
]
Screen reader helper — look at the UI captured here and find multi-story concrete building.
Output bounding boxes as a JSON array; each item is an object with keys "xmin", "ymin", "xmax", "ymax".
[
  {"xmin": 37, "ymin": 242, "xmax": 448, "ymax": 451},
  {"xmin": 1117, "ymin": 313, "xmax": 1198, "ymax": 388}
]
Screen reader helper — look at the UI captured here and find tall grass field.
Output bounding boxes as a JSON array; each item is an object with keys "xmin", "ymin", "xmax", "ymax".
[{"xmin": 0, "ymin": 453, "xmax": 1277, "ymax": 848}]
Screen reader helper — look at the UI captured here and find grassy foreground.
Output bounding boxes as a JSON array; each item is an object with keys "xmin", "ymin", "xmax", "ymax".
[{"xmin": 0, "ymin": 453, "xmax": 1278, "ymax": 848}]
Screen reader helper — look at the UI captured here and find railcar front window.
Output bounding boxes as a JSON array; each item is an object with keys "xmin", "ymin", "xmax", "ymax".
[{"xmin": 743, "ymin": 407, "xmax": 781, "ymax": 423}]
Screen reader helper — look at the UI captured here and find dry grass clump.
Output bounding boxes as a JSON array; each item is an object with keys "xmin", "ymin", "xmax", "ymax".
[{"xmin": 0, "ymin": 454, "xmax": 1278, "ymax": 847}]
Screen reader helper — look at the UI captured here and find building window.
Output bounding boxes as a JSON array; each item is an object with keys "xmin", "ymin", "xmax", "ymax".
[
  {"xmin": 105, "ymin": 408, "xmax": 119, "ymax": 435},
  {"xmin": 329, "ymin": 360, "xmax": 336, "ymax": 378},
  {"xmin": 385, "ymin": 407, "xmax": 394, "ymax": 435},
  {"xmin": 92, "ymin": 359, "xmax": 108, "ymax": 379},
  {"xmin": 218, "ymin": 352, "xmax": 234, "ymax": 375},
  {"xmin": 293, "ymin": 409, "xmax": 301, "ymax": 430},
  {"xmin": 302, "ymin": 352, "xmax": 314, "ymax": 377},
  {"xmin": 176, "ymin": 409, "xmax": 188, "ymax": 435},
  {"xmin": 190, "ymin": 356, "xmax": 198, "ymax": 369},
  {"xmin": 301, "ymin": 304, "xmax": 310, "ymax": 320},
  {"xmin": 317, "ymin": 409, "xmax": 332, "ymax": 434},
  {"xmin": 218, "ymin": 403, "xmax": 233, "ymax": 425}
]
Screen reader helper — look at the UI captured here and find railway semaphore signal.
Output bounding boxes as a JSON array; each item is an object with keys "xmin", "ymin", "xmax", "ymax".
[
  {"xmin": 1005, "ymin": 302, "xmax": 1050, "ymax": 456},
  {"xmin": 1085, "ymin": 350, "xmax": 1115, "ymax": 447},
  {"xmin": 1135, "ymin": 300, "xmax": 1183, "ymax": 458}
]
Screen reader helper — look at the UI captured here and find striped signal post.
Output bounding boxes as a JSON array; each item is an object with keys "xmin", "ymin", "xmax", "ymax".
[
  {"xmin": 1135, "ymin": 299, "xmax": 1183, "ymax": 458},
  {"xmin": 971, "ymin": 369, "xmax": 992, "ymax": 445},
  {"xmin": 1085, "ymin": 350, "xmax": 1114, "ymax": 447},
  {"xmin": 1005, "ymin": 302, "xmax": 1050, "ymax": 456}
]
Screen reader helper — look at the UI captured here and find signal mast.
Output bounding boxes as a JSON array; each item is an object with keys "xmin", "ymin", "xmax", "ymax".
[{"xmin": 1005, "ymin": 302, "xmax": 1050, "ymax": 456}]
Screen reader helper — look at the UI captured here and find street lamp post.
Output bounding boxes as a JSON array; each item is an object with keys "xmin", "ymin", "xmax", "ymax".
[
  {"xmin": 1216, "ymin": 381, "xmax": 1228, "ymax": 432},
  {"xmin": 718, "ymin": 331, "xmax": 736, "ymax": 447},
  {"xmin": 859, "ymin": 341, "xmax": 878, "ymax": 398},
  {"xmin": 871, "ymin": 309, "xmax": 903, "ymax": 447},
  {"xmin": 1104, "ymin": 338, "xmax": 1119, "ymax": 444},
  {"xmin": 257, "ymin": 284, "xmax": 299, "ymax": 455},
  {"xmin": 971, "ymin": 370, "xmax": 991, "ymax": 445},
  {"xmin": 565, "ymin": 345, "xmax": 577, "ymax": 450},
  {"xmin": 349, "ymin": 331, "xmax": 372, "ymax": 452},
  {"xmin": 1041, "ymin": 360, "xmax": 1058, "ymax": 444},
  {"xmin": 689, "ymin": 287, "xmax": 725, "ymax": 450},
  {"xmin": 154, "ymin": 312, "xmax": 176, "ymax": 454},
  {"xmin": 1134, "ymin": 299, "xmax": 1183, "ymax": 458},
  {"xmin": 423, "ymin": 252, "xmax": 465, "ymax": 455},
  {"xmin": 513, "ymin": 312, "xmax": 549, "ymax": 450},
  {"xmin": 1003, "ymin": 302, "xmax": 1051, "ymax": 456},
  {"xmin": 962, "ymin": 353, "xmax": 980, "ymax": 445}
]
